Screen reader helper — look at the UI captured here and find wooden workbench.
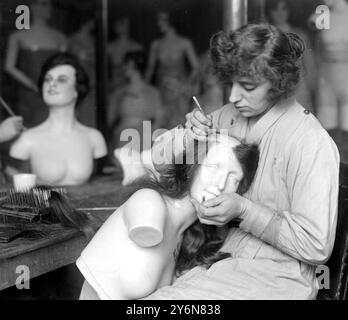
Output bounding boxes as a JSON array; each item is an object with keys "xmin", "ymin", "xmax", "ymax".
[{"xmin": 0, "ymin": 174, "xmax": 127, "ymax": 291}]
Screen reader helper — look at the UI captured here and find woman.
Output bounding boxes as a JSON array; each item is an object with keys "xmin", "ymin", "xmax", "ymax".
[
  {"xmin": 145, "ymin": 11, "xmax": 199, "ymax": 129},
  {"xmin": 145, "ymin": 23, "xmax": 339, "ymax": 300},
  {"xmin": 108, "ymin": 51, "xmax": 164, "ymax": 153},
  {"xmin": 76, "ymin": 134, "xmax": 259, "ymax": 299},
  {"xmin": 5, "ymin": 0, "xmax": 67, "ymax": 128},
  {"xmin": 309, "ymin": 0, "xmax": 348, "ymax": 158},
  {"xmin": 9, "ymin": 53, "xmax": 107, "ymax": 186}
]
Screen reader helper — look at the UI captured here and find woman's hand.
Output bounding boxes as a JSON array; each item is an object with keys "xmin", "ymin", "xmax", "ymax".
[
  {"xmin": 0, "ymin": 116, "xmax": 24, "ymax": 142},
  {"xmin": 190, "ymin": 193, "xmax": 249, "ymax": 226},
  {"xmin": 184, "ymin": 108, "xmax": 212, "ymax": 141}
]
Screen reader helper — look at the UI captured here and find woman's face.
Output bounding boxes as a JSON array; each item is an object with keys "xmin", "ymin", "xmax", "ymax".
[
  {"xmin": 190, "ymin": 137, "xmax": 244, "ymax": 203},
  {"xmin": 228, "ymin": 77, "xmax": 273, "ymax": 118},
  {"xmin": 42, "ymin": 65, "xmax": 78, "ymax": 107},
  {"xmin": 32, "ymin": 0, "xmax": 51, "ymax": 20},
  {"xmin": 269, "ymin": 1, "xmax": 289, "ymax": 25}
]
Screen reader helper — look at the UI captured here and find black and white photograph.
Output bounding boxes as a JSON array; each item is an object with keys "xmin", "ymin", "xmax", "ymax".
[{"xmin": 0, "ymin": 0, "xmax": 347, "ymax": 303}]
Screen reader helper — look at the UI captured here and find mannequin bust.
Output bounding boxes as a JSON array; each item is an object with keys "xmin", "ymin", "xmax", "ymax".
[
  {"xmin": 77, "ymin": 134, "xmax": 259, "ymax": 299},
  {"xmin": 9, "ymin": 53, "xmax": 107, "ymax": 186}
]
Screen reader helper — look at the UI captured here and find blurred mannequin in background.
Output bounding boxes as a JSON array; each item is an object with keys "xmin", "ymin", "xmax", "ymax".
[
  {"xmin": 309, "ymin": 0, "xmax": 348, "ymax": 159},
  {"xmin": 108, "ymin": 51, "xmax": 164, "ymax": 153},
  {"xmin": 10, "ymin": 53, "xmax": 107, "ymax": 186},
  {"xmin": 266, "ymin": 0, "xmax": 316, "ymax": 110},
  {"xmin": 69, "ymin": 19, "xmax": 97, "ymax": 128},
  {"xmin": 107, "ymin": 17, "xmax": 143, "ymax": 93},
  {"xmin": 146, "ymin": 11, "xmax": 199, "ymax": 129},
  {"xmin": 195, "ymin": 51, "xmax": 224, "ymax": 115},
  {"xmin": 5, "ymin": 0, "xmax": 67, "ymax": 128}
]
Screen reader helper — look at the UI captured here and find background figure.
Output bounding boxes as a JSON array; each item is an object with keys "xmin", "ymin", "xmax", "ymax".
[
  {"xmin": 107, "ymin": 17, "xmax": 143, "ymax": 93},
  {"xmin": 9, "ymin": 53, "xmax": 107, "ymax": 186},
  {"xmin": 266, "ymin": 0, "xmax": 316, "ymax": 110},
  {"xmin": 309, "ymin": 0, "xmax": 348, "ymax": 159},
  {"xmin": 5, "ymin": 0, "xmax": 67, "ymax": 128},
  {"xmin": 108, "ymin": 51, "xmax": 164, "ymax": 153},
  {"xmin": 145, "ymin": 11, "xmax": 199, "ymax": 129},
  {"xmin": 195, "ymin": 51, "xmax": 224, "ymax": 114},
  {"xmin": 69, "ymin": 19, "xmax": 97, "ymax": 128},
  {"xmin": 0, "ymin": 116, "xmax": 24, "ymax": 183}
]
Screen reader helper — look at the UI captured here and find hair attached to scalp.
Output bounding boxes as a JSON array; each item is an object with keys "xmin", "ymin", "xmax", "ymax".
[
  {"xmin": 122, "ymin": 138, "xmax": 259, "ymax": 276},
  {"xmin": 210, "ymin": 23, "xmax": 305, "ymax": 103},
  {"xmin": 123, "ymin": 50, "xmax": 147, "ymax": 76},
  {"xmin": 38, "ymin": 52, "xmax": 90, "ymax": 106}
]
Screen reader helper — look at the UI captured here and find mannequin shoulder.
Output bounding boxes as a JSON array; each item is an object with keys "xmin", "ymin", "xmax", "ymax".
[{"xmin": 124, "ymin": 189, "xmax": 167, "ymax": 215}]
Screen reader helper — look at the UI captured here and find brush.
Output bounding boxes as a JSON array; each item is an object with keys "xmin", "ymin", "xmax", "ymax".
[
  {"xmin": 192, "ymin": 96, "xmax": 219, "ymax": 133},
  {"xmin": 0, "ymin": 187, "xmax": 66, "ymax": 223},
  {"xmin": 0, "ymin": 95, "xmax": 17, "ymax": 117}
]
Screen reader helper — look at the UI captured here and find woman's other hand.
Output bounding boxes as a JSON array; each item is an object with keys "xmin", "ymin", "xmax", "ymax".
[
  {"xmin": 190, "ymin": 193, "xmax": 250, "ymax": 226},
  {"xmin": 0, "ymin": 116, "xmax": 24, "ymax": 142}
]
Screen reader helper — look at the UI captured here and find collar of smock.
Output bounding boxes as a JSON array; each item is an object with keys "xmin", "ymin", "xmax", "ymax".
[{"xmin": 235, "ymin": 97, "xmax": 298, "ymax": 145}]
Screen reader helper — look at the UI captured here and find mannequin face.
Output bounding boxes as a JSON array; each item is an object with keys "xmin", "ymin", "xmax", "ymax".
[
  {"xmin": 190, "ymin": 136, "xmax": 244, "ymax": 203},
  {"xmin": 32, "ymin": 0, "xmax": 52, "ymax": 20},
  {"xmin": 114, "ymin": 18, "xmax": 129, "ymax": 36},
  {"xmin": 123, "ymin": 60, "xmax": 137, "ymax": 79},
  {"xmin": 269, "ymin": 1, "xmax": 289, "ymax": 26},
  {"xmin": 43, "ymin": 65, "xmax": 78, "ymax": 107},
  {"xmin": 157, "ymin": 12, "xmax": 171, "ymax": 34}
]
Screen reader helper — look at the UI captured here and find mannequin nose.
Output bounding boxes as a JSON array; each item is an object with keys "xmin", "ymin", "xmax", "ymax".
[
  {"xmin": 48, "ymin": 79, "xmax": 57, "ymax": 88},
  {"xmin": 216, "ymin": 171, "xmax": 228, "ymax": 191}
]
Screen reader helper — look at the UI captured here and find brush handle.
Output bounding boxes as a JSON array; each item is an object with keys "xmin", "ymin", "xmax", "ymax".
[{"xmin": 0, "ymin": 96, "xmax": 16, "ymax": 117}]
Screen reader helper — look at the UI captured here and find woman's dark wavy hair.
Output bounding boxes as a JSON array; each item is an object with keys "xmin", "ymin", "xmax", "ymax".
[
  {"xmin": 38, "ymin": 52, "xmax": 90, "ymax": 106},
  {"xmin": 210, "ymin": 23, "xmax": 305, "ymax": 103},
  {"xmin": 122, "ymin": 136, "xmax": 259, "ymax": 276}
]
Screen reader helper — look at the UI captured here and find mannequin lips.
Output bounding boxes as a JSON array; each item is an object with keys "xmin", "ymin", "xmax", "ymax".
[
  {"xmin": 202, "ymin": 189, "xmax": 220, "ymax": 202},
  {"xmin": 47, "ymin": 89, "xmax": 59, "ymax": 95}
]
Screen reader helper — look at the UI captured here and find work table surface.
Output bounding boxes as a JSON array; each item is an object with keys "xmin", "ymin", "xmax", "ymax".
[{"xmin": 0, "ymin": 174, "xmax": 126, "ymax": 290}]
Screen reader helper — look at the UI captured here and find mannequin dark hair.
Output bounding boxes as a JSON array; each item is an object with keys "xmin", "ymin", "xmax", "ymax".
[
  {"xmin": 123, "ymin": 50, "xmax": 146, "ymax": 76},
  {"xmin": 210, "ymin": 23, "xmax": 305, "ymax": 103},
  {"xmin": 122, "ymin": 136, "xmax": 259, "ymax": 275},
  {"xmin": 265, "ymin": 0, "xmax": 289, "ymax": 19},
  {"xmin": 38, "ymin": 52, "xmax": 90, "ymax": 106}
]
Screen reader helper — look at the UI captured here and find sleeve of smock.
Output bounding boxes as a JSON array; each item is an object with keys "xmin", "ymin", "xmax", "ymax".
[{"xmin": 239, "ymin": 130, "xmax": 340, "ymax": 265}]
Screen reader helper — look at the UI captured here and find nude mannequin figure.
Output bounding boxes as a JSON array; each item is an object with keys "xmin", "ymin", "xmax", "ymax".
[
  {"xmin": 309, "ymin": 0, "xmax": 348, "ymax": 153},
  {"xmin": 5, "ymin": 0, "xmax": 67, "ymax": 127},
  {"xmin": 5, "ymin": 0, "xmax": 67, "ymax": 92},
  {"xmin": 107, "ymin": 17, "xmax": 143, "ymax": 90},
  {"xmin": 77, "ymin": 135, "xmax": 254, "ymax": 300},
  {"xmin": 145, "ymin": 12, "xmax": 199, "ymax": 128},
  {"xmin": 10, "ymin": 54, "xmax": 107, "ymax": 186}
]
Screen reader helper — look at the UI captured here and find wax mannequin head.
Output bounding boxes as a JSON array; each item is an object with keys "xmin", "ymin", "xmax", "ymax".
[
  {"xmin": 42, "ymin": 65, "xmax": 78, "ymax": 107},
  {"xmin": 31, "ymin": 0, "xmax": 52, "ymax": 21},
  {"xmin": 266, "ymin": 0, "xmax": 289, "ymax": 26},
  {"xmin": 114, "ymin": 17, "xmax": 130, "ymax": 37},
  {"xmin": 123, "ymin": 50, "xmax": 146, "ymax": 80},
  {"xmin": 157, "ymin": 12, "xmax": 174, "ymax": 34},
  {"xmin": 190, "ymin": 136, "xmax": 244, "ymax": 203},
  {"xmin": 124, "ymin": 134, "xmax": 259, "ymax": 274},
  {"xmin": 38, "ymin": 53, "xmax": 90, "ymax": 107}
]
